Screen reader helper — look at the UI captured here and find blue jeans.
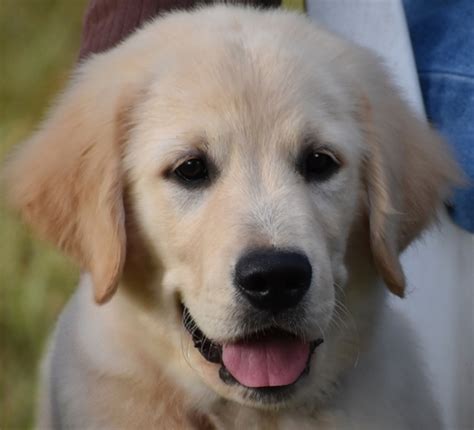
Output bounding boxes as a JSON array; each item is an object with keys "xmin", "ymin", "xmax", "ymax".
[{"xmin": 403, "ymin": 0, "xmax": 474, "ymax": 232}]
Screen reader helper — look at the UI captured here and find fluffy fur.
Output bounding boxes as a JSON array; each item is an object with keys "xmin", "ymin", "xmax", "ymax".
[{"xmin": 4, "ymin": 6, "xmax": 460, "ymax": 429}]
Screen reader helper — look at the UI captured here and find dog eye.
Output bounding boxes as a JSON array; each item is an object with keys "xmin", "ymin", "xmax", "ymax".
[
  {"xmin": 303, "ymin": 151, "xmax": 340, "ymax": 181},
  {"xmin": 174, "ymin": 158, "xmax": 208, "ymax": 183}
]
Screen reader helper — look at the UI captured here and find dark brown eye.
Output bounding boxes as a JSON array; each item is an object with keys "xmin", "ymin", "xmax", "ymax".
[
  {"xmin": 174, "ymin": 158, "xmax": 208, "ymax": 183},
  {"xmin": 304, "ymin": 151, "xmax": 340, "ymax": 182}
]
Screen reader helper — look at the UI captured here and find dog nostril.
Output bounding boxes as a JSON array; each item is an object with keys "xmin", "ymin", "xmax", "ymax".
[
  {"xmin": 235, "ymin": 249, "xmax": 312, "ymax": 312},
  {"xmin": 246, "ymin": 274, "xmax": 269, "ymax": 294}
]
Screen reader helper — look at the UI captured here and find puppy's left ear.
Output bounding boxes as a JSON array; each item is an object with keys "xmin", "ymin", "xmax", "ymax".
[{"xmin": 359, "ymin": 80, "xmax": 461, "ymax": 297}]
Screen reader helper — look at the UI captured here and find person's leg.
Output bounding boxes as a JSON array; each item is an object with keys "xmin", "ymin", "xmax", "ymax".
[{"xmin": 79, "ymin": 0, "xmax": 281, "ymax": 59}]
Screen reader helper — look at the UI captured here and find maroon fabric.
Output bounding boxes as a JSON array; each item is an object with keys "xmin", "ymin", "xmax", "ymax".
[{"xmin": 79, "ymin": 0, "xmax": 281, "ymax": 59}]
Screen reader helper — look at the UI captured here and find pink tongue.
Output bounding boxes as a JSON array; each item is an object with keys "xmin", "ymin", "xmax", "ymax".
[{"xmin": 222, "ymin": 337, "xmax": 310, "ymax": 388}]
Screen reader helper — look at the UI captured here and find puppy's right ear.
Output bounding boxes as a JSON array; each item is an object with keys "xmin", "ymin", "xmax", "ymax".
[{"xmin": 4, "ymin": 57, "xmax": 142, "ymax": 304}]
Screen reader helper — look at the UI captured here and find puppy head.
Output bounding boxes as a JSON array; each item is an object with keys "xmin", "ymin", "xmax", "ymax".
[{"xmin": 4, "ymin": 7, "xmax": 460, "ymax": 410}]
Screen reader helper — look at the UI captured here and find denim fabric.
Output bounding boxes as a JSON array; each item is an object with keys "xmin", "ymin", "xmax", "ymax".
[{"xmin": 403, "ymin": 0, "xmax": 474, "ymax": 232}]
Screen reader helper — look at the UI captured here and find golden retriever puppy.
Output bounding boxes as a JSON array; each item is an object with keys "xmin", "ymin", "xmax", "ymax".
[{"xmin": 5, "ymin": 5, "xmax": 460, "ymax": 429}]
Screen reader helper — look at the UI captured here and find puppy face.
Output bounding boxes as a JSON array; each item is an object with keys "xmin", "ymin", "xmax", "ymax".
[
  {"xmin": 5, "ymin": 6, "xmax": 460, "ymax": 410},
  {"xmin": 124, "ymin": 47, "xmax": 364, "ymax": 404}
]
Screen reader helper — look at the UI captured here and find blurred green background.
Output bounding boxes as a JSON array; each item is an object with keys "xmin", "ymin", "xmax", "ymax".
[
  {"xmin": 1, "ymin": 1, "xmax": 87, "ymax": 428},
  {"xmin": 0, "ymin": 1, "xmax": 303, "ymax": 428}
]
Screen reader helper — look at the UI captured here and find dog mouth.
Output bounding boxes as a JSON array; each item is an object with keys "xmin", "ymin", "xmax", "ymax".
[{"xmin": 182, "ymin": 306, "xmax": 323, "ymax": 393}]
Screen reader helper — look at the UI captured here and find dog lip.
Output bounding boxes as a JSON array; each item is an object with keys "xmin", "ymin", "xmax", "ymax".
[
  {"xmin": 182, "ymin": 306, "xmax": 222, "ymax": 363},
  {"xmin": 182, "ymin": 306, "xmax": 324, "ymax": 391}
]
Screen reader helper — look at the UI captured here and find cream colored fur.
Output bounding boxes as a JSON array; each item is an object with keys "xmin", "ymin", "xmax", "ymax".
[{"xmin": 5, "ymin": 6, "xmax": 460, "ymax": 429}]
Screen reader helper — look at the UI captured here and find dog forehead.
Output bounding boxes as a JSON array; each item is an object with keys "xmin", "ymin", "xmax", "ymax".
[
  {"xmin": 126, "ymin": 10, "xmax": 364, "ymax": 171},
  {"xmin": 132, "ymin": 9, "xmax": 353, "ymax": 121}
]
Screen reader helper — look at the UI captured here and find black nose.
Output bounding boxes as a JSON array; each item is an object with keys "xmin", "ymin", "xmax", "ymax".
[{"xmin": 235, "ymin": 249, "xmax": 312, "ymax": 312}]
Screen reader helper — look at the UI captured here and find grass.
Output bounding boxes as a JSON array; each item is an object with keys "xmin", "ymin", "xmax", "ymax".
[{"xmin": 0, "ymin": 1, "xmax": 87, "ymax": 428}]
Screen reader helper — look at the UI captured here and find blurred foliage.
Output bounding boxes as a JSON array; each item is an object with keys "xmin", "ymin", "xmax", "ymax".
[
  {"xmin": 282, "ymin": 0, "xmax": 305, "ymax": 10},
  {"xmin": 0, "ymin": 1, "xmax": 87, "ymax": 428}
]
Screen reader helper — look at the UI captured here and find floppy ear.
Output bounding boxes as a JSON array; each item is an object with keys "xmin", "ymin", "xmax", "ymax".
[
  {"xmin": 4, "ymin": 58, "xmax": 141, "ymax": 304},
  {"xmin": 360, "ymin": 88, "xmax": 461, "ymax": 297}
]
